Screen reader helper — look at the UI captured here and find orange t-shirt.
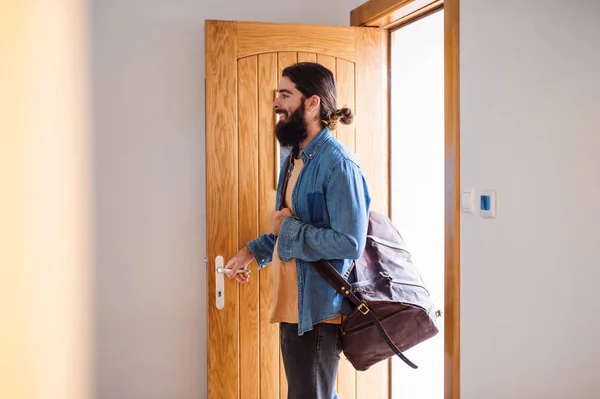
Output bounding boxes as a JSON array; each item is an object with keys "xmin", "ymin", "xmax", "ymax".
[{"xmin": 270, "ymin": 157, "xmax": 341, "ymax": 325}]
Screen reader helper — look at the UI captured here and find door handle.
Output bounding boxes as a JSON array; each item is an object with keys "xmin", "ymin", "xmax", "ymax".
[
  {"xmin": 214, "ymin": 256, "xmax": 251, "ymax": 310},
  {"xmin": 215, "ymin": 256, "xmax": 225, "ymax": 310}
]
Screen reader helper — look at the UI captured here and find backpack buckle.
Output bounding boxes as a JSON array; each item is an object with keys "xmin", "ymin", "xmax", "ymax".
[{"xmin": 357, "ymin": 303, "xmax": 370, "ymax": 315}]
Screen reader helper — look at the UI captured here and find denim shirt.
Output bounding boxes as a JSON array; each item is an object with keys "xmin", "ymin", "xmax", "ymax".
[{"xmin": 247, "ymin": 128, "xmax": 371, "ymax": 335}]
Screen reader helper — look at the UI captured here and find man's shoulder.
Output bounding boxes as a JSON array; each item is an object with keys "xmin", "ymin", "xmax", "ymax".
[{"xmin": 320, "ymin": 136, "xmax": 362, "ymax": 168}]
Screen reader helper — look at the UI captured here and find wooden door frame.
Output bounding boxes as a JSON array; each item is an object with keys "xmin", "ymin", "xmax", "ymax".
[{"xmin": 351, "ymin": 1, "xmax": 460, "ymax": 399}]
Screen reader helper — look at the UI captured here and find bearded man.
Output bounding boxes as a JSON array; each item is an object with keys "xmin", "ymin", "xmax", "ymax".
[{"xmin": 224, "ymin": 62, "xmax": 371, "ymax": 399}]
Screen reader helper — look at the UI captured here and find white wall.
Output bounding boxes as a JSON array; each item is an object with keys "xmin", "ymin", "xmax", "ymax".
[
  {"xmin": 92, "ymin": 1, "xmax": 363, "ymax": 398},
  {"xmin": 460, "ymin": 1, "xmax": 600, "ymax": 398}
]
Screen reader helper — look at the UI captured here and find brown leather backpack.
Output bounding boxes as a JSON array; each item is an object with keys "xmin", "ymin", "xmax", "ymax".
[{"xmin": 310, "ymin": 211, "xmax": 440, "ymax": 371}]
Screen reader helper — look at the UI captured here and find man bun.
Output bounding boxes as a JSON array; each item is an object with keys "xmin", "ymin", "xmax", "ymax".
[{"xmin": 323, "ymin": 107, "xmax": 354, "ymax": 130}]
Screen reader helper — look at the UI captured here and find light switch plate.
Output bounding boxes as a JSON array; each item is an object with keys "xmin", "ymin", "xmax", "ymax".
[{"xmin": 461, "ymin": 189, "xmax": 475, "ymax": 213}]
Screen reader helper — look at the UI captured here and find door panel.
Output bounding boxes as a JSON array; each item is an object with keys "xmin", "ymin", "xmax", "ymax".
[
  {"xmin": 206, "ymin": 20, "xmax": 239, "ymax": 399},
  {"xmin": 316, "ymin": 55, "xmax": 337, "ymax": 140},
  {"xmin": 235, "ymin": 22, "xmax": 357, "ymax": 60},
  {"xmin": 206, "ymin": 20, "xmax": 389, "ymax": 399},
  {"xmin": 257, "ymin": 52, "xmax": 280, "ymax": 399},
  {"xmin": 332, "ymin": 57, "xmax": 357, "ymax": 399},
  {"xmin": 355, "ymin": 28, "xmax": 390, "ymax": 398},
  {"xmin": 275, "ymin": 50, "xmax": 297, "ymax": 399},
  {"xmin": 335, "ymin": 59, "xmax": 356, "ymax": 150},
  {"xmin": 355, "ymin": 28, "xmax": 389, "ymax": 216},
  {"xmin": 298, "ymin": 52, "xmax": 317, "ymax": 63},
  {"xmin": 317, "ymin": 55, "xmax": 337, "ymax": 81},
  {"xmin": 238, "ymin": 55, "xmax": 260, "ymax": 399}
]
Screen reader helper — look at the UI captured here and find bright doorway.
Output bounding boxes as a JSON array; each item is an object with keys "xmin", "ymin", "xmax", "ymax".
[{"xmin": 390, "ymin": 8, "xmax": 445, "ymax": 399}]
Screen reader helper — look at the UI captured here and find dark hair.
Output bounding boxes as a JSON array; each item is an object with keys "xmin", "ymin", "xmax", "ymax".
[{"xmin": 282, "ymin": 62, "xmax": 354, "ymax": 130}]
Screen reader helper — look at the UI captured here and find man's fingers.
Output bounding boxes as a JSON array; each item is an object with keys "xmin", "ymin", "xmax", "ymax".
[
  {"xmin": 236, "ymin": 272, "xmax": 250, "ymax": 284},
  {"xmin": 224, "ymin": 259, "xmax": 235, "ymax": 278},
  {"xmin": 224, "ymin": 258, "xmax": 235, "ymax": 268},
  {"xmin": 233, "ymin": 270, "xmax": 251, "ymax": 284},
  {"xmin": 227, "ymin": 264, "xmax": 239, "ymax": 279}
]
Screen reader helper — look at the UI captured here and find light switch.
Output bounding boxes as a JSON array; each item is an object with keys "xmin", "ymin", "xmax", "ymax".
[
  {"xmin": 479, "ymin": 190, "xmax": 496, "ymax": 218},
  {"xmin": 461, "ymin": 189, "xmax": 475, "ymax": 213}
]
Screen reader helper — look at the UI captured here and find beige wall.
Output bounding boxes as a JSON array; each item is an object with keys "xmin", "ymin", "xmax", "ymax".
[
  {"xmin": 92, "ymin": 1, "xmax": 363, "ymax": 398},
  {"xmin": 0, "ymin": 1, "xmax": 92, "ymax": 398},
  {"xmin": 460, "ymin": 1, "xmax": 600, "ymax": 398}
]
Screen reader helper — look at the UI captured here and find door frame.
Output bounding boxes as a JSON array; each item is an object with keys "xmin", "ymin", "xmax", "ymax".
[{"xmin": 351, "ymin": 1, "xmax": 460, "ymax": 399}]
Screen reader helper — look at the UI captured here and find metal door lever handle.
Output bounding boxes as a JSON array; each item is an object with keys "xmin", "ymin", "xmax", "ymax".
[
  {"xmin": 217, "ymin": 267, "xmax": 250, "ymax": 274},
  {"xmin": 215, "ymin": 256, "xmax": 225, "ymax": 310}
]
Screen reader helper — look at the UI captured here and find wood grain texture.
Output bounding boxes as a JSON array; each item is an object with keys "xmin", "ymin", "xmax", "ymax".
[
  {"xmin": 444, "ymin": 1, "xmax": 460, "ymax": 399},
  {"xmin": 206, "ymin": 20, "xmax": 239, "ymax": 399},
  {"xmin": 238, "ymin": 56, "xmax": 260, "ymax": 399},
  {"xmin": 234, "ymin": 21, "xmax": 357, "ymax": 62},
  {"xmin": 350, "ymin": 0, "xmax": 413, "ymax": 27},
  {"xmin": 357, "ymin": 362, "xmax": 389, "ymax": 399},
  {"xmin": 277, "ymin": 51, "xmax": 297, "ymax": 399},
  {"xmin": 298, "ymin": 52, "xmax": 317, "ymax": 63},
  {"xmin": 355, "ymin": 28, "xmax": 389, "ymax": 216},
  {"xmin": 278, "ymin": 52, "xmax": 298, "ymax": 78},
  {"xmin": 207, "ymin": 20, "xmax": 391, "ymax": 399},
  {"xmin": 351, "ymin": 0, "xmax": 443, "ymax": 30},
  {"xmin": 335, "ymin": 59, "xmax": 356, "ymax": 150},
  {"xmin": 354, "ymin": 26, "xmax": 390, "ymax": 399},
  {"xmin": 336, "ymin": 57, "xmax": 358, "ymax": 398},
  {"xmin": 337, "ymin": 353, "xmax": 357, "ymax": 399},
  {"xmin": 380, "ymin": 0, "xmax": 443, "ymax": 30},
  {"xmin": 258, "ymin": 53, "xmax": 280, "ymax": 399},
  {"xmin": 316, "ymin": 55, "xmax": 337, "ymax": 139},
  {"xmin": 317, "ymin": 54, "xmax": 337, "ymax": 76}
]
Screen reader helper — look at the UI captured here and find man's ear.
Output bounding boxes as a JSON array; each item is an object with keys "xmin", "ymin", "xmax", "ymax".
[{"xmin": 305, "ymin": 95, "xmax": 321, "ymax": 115}]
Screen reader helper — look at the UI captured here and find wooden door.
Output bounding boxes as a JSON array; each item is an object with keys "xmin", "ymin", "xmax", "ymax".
[{"xmin": 206, "ymin": 20, "xmax": 389, "ymax": 399}]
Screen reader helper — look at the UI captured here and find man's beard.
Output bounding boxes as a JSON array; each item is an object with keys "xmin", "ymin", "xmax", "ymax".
[{"xmin": 275, "ymin": 103, "xmax": 308, "ymax": 152}]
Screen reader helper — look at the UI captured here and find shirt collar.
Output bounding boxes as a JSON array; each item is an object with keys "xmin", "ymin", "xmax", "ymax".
[{"xmin": 293, "ymin": 127, "xmax": 331, "ymax": 164}]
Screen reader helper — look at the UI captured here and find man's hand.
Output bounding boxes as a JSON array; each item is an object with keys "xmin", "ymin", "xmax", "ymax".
[
  {"xmin": 270, "ymin": 208, "xmax": 292, "ymax": 236},
  {"xmin": 224, "ymin": 246, "xmax": 254, "ymax": 284}
]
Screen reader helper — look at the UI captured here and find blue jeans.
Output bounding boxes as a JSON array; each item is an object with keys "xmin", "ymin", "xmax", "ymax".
[{"xmin": 280, "ymin": 322, "xmax": 342, "ymax": 399}]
